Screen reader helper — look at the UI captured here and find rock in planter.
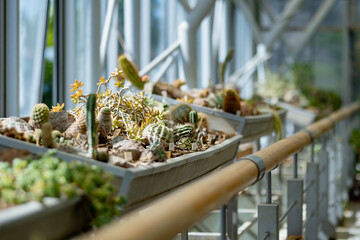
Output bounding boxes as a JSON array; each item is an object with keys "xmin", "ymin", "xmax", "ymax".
[
  {"xmin": 0, "ymin": 117, "xmax": 34, "ymax": 137},
  {"xmin": 49, "ymin": 111, "xmax": 75, "ymax": 133},
  {"xmin": 113, "ymin": 140, "xmax": 145, "ymax": 161},
  {"xmin": 109, "ymin": 155, "xmax": 135, "ymax": 168}
]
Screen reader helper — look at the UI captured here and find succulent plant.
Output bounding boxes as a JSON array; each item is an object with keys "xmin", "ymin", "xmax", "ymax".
[
  {"xmin": 142, "ymin": 123, "xmax": 174, "ymax": 145},
  {"xmin": 86, "ymin": 94, "xmax": 98, "ymax": 159},
  {"xmin": 97, "ymin": 107, "xmax": 113, "ymax": 142},
  {"xmin": 168, "ymin": 104, "xmax": 192, "ymax": 124},
  {"xmin": 189, "ymin": 110, "xmax": 198, "ymax": 128},
  {"xmin": 222, "ymin": 89, "xmax": 240, "ymax": 114},
  {"xmin": 118, "ymin": 54, "xmax": 144, "ymax": 90},
  {"xmin": 173, "ymin": 123, "xmax": 195, "ymax": 142},
  {"xmin": 31, "ymin": 103, "xmax": 50, "ymax": 127}
]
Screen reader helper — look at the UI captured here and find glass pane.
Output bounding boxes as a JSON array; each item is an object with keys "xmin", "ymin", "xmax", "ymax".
[{"xmin": 19, "ymin": 0, "xmax": 48, "ymax": 116}]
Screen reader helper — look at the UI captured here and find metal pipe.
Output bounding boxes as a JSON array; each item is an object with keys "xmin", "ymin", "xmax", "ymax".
[
  {"xmin": 151, "ymin": 53, "xmax": 178, "ymax": 83},
  {"xmin": 79, "ymin": 101, "xmax": 360, "ymax": 240},
  {"xmin": 237, "ymin": 216, "xmax": 257, "ymax": 237},
  {"xmin": 124, "ymin": 0, "xmax": 140, "ymax": 65},
  {"xmin": 266, "ymin": 172, "xmax": 272, "ymax": 204},
  {"xmin": 279, "ymin": 201, "xmax": 297, "ymax": 223},
  {"xmin": 139, "ymin": 40, "xmax": 181, "ymax": 76},
  {"xmin": 220, "ymin": 205, "xmax": 227, "ymax": 240},
  {"xmin": 293, "ymin": 0, "xmax": 339, "ymax": 59},
  {"xmin": 178, "ymin": 0, "xmax": 192, "ymax": 13},
  {"xmin": 293, "ymin": 153, "xmax": 298, "ymax": 178},
  {"xmin": 303, "ymin": 180, "xmax": 314, "ymax": 194}
]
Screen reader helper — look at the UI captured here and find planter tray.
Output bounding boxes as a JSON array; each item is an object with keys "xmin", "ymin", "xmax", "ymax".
[
  {"xmin": 151, "ymin": 94, "xmax": 287, "ymax": 142},
  {"xmin": 0, "ymin": 196, "xmax": 92, "ymax": 240},
  {"xmin": 0, "ymin": 134, "xmax": 242, "ymax": 210},
  {"xmin": 276, "ymin": 101, "xmax": 317, "ymax": 127}
]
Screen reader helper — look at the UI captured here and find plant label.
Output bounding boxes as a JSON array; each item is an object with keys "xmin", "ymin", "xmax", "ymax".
[
  {"xmin": 236, "ymin": 110, "xmax": 241, "ymax": 116},
  {"xmin": 124, "ymin": 152, "xmax": 133, "ymax": 161},
  {"xmin": 169, "ymin": 143, "xmax": 175, "ymax": 151},
  {"xmin": 192, "ymin": 143, "xmax": 198, "ymax": 151}
]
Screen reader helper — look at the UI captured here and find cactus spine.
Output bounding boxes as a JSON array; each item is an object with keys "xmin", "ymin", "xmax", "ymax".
[
  {"xmin": 31, "ymin": 103, "xmax": 50, "ymax": 127},
  {"xmin": 222, "ymin": 89, "xmax": 240, "ymax": 114},
  {"xmin": 86, "ymin": 94, "xmax": 98, "ymax": 159},
  {"xmin": 189, "ymin": 111, "xmax": 198, "ymax": 128},
  {"xmin": 118, "ymin": 54, "xmax": 144, "ymax": 90},
  {"xmin": 173, "ymin": 123, "xmax": 195, "ymax": 142},
  {"xmin": 169, "ymin": 104, "xmax": 192, "ymax": 124}
]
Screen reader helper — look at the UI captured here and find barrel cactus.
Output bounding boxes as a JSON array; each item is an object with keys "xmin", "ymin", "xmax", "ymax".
[
  {"xmin": 169, "ymin": 104, "xmax": 192, "ymax": 124},
  {"xmin": 142, "ymin": 123, "xmax": 174, "ymax": 144},
  {"xmin": 97, "ymin": 107, "xmax": 113, "ymax": 141},
  {"xmin": 223, "ymin": 89, "xmax": 240, "ymax": 114},
  {"xmin": 173, "ymin": 123, "xmax": 195, "ymax": 142},
  {"xmin": 31, "ymin": 103, "xmax": 50, "ymax": 127}
]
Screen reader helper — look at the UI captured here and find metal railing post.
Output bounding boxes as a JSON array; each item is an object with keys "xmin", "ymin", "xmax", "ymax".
[
  {"xmin": 305, "ymin": 162, "xmax": 319, "ymax": 240},
  {"xmin": 258, "ymin": 171, "xmax": 279, "ymax": 240},
  {"xmin": 318, "ymin": 134, "xmax": 336, "ymax": 238},
  {"xmin": 181, "ymin": 230, "xmax": 188, "ymax": 240},
  {"xmin": 220, "ymin": 205, "xmax": 227, "ymax": 240},
  {"xmin": 226, "ymin": 195, "xmax": 238, "ymax": 240},
  {"xmin": 287, "ymin": 152, "xmax": 303, "ymax": 236}
]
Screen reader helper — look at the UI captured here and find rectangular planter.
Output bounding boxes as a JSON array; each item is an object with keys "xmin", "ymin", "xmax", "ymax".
[
  {"xmin": 151, "ymin": 94, "xmax": 287, "ymax": 142},
  {"xmin": 276, "ymin": 101, "xmax": 317, "ymax": 127},
  {"xmin": 0, "ymin": 134, "xmax": 242, "ymax": 210},
  {"xmin": 0, "ymin": 196, "xmax": 92, "ymax": 240}
]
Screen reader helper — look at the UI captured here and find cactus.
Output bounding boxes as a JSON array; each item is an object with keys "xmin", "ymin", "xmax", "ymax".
[
  {"xmin": 173, "ymin": 123, "xmax": 195, "ymax": 142},
  {"xmin": 118, "ymin": 54, "xmax": 144, "ymax": 90},
  {"xmin": 142, "ymin": 123, "xmax": 173, "ymax": 144},
  {"xmin": 218, "ymin": 48, "xmax": 234, "ymax": 86},
  {"xmin": 41, "ymin": 122, "xmax": 57, "ymax": 148},
  {"xmin": 51, "ymin": 130, "xmax": 62, "ymax": 140},
  {"xmin": 222, "ymin": 89, "xmax": 241, "ymax": 114},
  {"xmin": 86, "ymin": 93, "xmax": 98, "ymax": 159},
  {"xmin": 76, "ymin": 110, "xmax": 87, "ymax": 134},
  {"xmin": 177, "ymin": 137, "xmax": 193, "ymax": 150},
  {"xmin": 189, "ymin": 111, "xmax": 198, "ymax": 128},
  {"xmin": 169, "ymin": 104, "xmax": 192, "ymax": 124},
  {"xmin": 31, "ymin": 103, "xmax": 50, "ymax": 127},
  {"xmin": 97, "ymin": 107, "xmax": 113, "ymax": 141}
]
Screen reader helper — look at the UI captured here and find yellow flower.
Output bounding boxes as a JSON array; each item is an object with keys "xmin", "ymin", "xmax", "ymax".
[
  {"xmin": 70, "ymin": 79, "xmax": 84, "ymax": 92},
  {"xmin": 97, "ymin": 76, "xmax": 106, "ymax": 86},
  {"xmin": 71, "ymin": 89, "xmax": 83, "ymax": 104},
  {"xmin": 114, "ymin": 77, "xmax": 124, "ymax": 88},
  {"xmin": 51, "ymin": 103, "xmax": 65, "ymax": 112}
]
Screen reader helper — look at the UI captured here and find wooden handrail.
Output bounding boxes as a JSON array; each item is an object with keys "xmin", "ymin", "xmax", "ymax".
[{"xmin": 79, "ymin": 101, "xmax": 360, "ymax": 240}]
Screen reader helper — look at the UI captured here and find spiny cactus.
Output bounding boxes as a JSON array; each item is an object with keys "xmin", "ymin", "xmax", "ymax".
[
  {"xmin": 189, "ymin": 110, "xmax": 198, "ymax": 128},
  {"xmin": 97, "ymin": 107, "xmax": 113, "ymax": 142},
  {"xmin": 173, "ymin": 123, "xmax": 195, "ymax": 142},
  {"xmin": 76, "ymin": 110, "xmax": 87, "ymax": 134},
  {"xmin": 118, "ymin": 54, "xmax": 144, "ymax": 90},
  {"xmin": 169, "ymin": 104, "xmax": 192, "ymax": 124},
  {"xmin": 31, "ymin": 103, "xmax": 50, "ymax": 127},
  {"xmin": 86, "ymin": 93, "xmax": 98, "ymax": 159},
  {"xmin": 218, "ymin": 48, "xmax": 234, "ymax": 86},
  {"xmin": 223, "ymin": 89, "xmax": 240, "ymax": 114},
  {"xmin": 176, "ymin": 137, "xmax": 193, "ymax": 150},
  {"xmin": 41, "ymin": 122, "xmax": 57, "ymax": 148},
  {"xmin": 142, "ymin": 123, "xmax": 173, "ymax": 144}
]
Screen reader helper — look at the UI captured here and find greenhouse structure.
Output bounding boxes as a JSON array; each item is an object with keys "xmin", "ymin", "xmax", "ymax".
[{"xmin": 1, "ymin": 0, "xmax": 360, "ymax": 239}]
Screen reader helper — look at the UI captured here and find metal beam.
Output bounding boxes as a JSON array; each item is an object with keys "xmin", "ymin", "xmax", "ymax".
[
  {"xmin": 0, "ymin": 0, "xmax": 5, "ymax": 117},
  {"xmin": 100, "ymin": 0, "xmax": 117, "ymax": 70},
  {"xmin": 124, "ymin": 0, "xmax": 140, "ymax": 65},
  {"xmin": 259, "ymin": 0, "xmax": 293, "ymax": 53},
  {"xmin": 140, "ymin": 0, "xmax": 151, "ymax": 69},
  {"xmin": 293, "ymin": 0, "xmax": 339, "ymax": 59},
  {"xmin": 265, "ymin": 0, "xmax": 305, "ymax": 51},
  {"xmin": 4, "ymin": 0, "xmax": 19, "ymax": 116},
  {"xmin": 178, "ymin": 0, "xmax": 192, "ymax": 13},
  {"xmin": 232, "ymin": 0, "xmax": 264, "ymax": 44}
]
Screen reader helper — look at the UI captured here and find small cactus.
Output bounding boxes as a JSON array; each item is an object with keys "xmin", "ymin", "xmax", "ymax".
[
  {"xmin": 222, "ymin": 89, "xmax": 240, "ymax": 114},
  {"xmin": 177, "ymin": 137, "xmax": 192, "ymax": 150},
  {"xmin": 97, "ymin": 107, "xmax": 113, "ymax": 141},
  {"xmin": 173, "ymin": 123, "xmax": 195, "ymax": 142},
  {"xmin": 118, "ymin": 54, "xmax": 144, "ymax": 90},
  {"xmin": 41, "ymin": 122, "xmax": 57, "ymax": 148},
  {"xmin": 51, "ymin": 130, "xmax": 62, "ymax": 140},
  {"xmin": 31, "ymin": 103, "xmax": 50, "ymax": 127},
  {"xmin": 86, "ymin": 94, "xmax": 98, "ymax": 159},
  {"xmin": 142, "ymin": 123, "xmax": 173, "ymax": 144},
  {"xmin": 189, "ymin": 111, "xmax": 198, "ymax": 128},
  {"xmin": 169, "ymin": 104, "xmax": 192, "ymax": 124}
]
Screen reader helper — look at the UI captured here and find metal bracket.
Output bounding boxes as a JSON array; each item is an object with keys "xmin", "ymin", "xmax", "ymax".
[
  {"xmin": 301, "ymin": 128, "xmax": 315, "ymax": 142},
  {"xmin": 239, "ymin": 154, "xmax": 266, "ymax": 182}
]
